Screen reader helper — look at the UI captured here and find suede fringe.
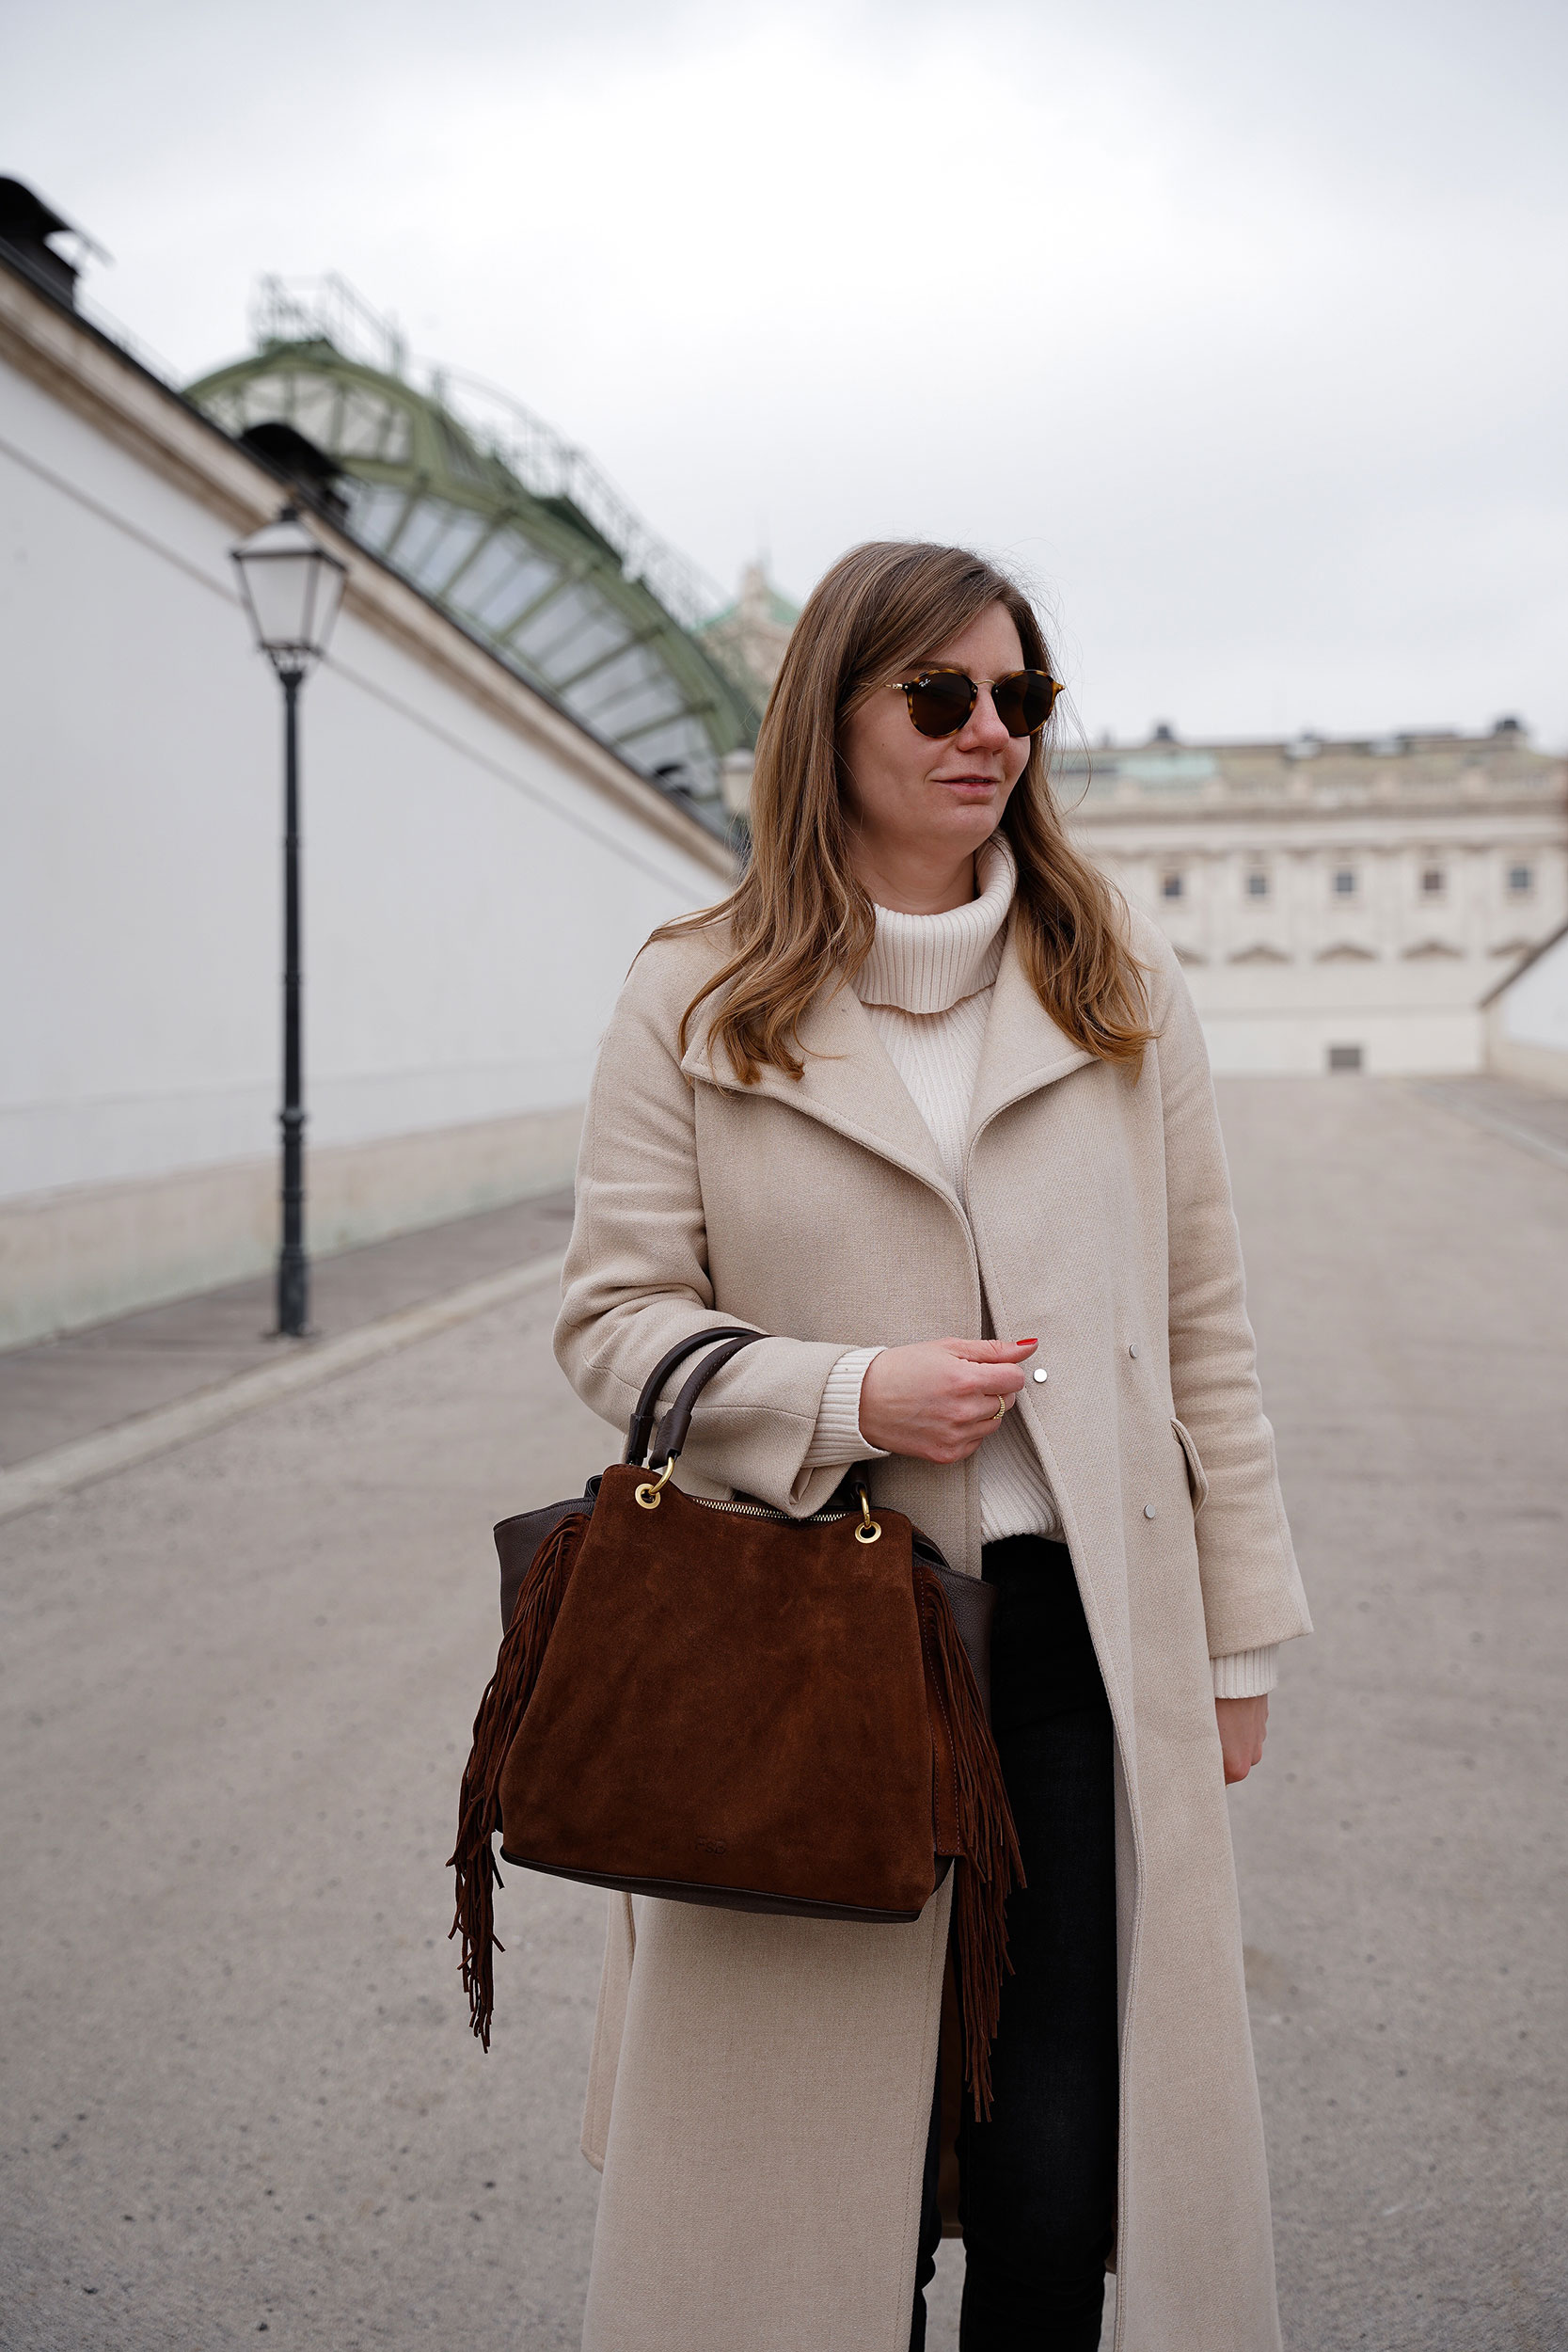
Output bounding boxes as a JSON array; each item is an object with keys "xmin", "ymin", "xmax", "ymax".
[
  {"xmin": 449, "ymin": 1512, "xmax": 588, "ymax": 2048},
  {"xmin": 916, "ymin": 1565, "xmax": 1025, "ymax": 2119}
]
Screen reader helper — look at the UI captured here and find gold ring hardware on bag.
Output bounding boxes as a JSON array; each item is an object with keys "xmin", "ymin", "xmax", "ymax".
[
  {"xmin": 635, "ymin": 1459, "xmax": 675, "ymax": 1510},
  {"xmin": 854, "ymin": 1484, "xmax": 882, "ymax": 1545}
]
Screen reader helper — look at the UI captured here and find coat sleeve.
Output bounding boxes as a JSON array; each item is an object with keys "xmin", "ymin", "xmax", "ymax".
[
  {"xmin": 1147, "ymin": 930, "xmax": 1313, "ymax": 1658},
  {"xmin": 553, "ymin": 941, "xmax": 859, "ymax": 1516}
]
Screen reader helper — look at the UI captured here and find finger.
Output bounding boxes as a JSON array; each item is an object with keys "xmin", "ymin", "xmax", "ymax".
[
  {"xmin": 959, "ymin": 1377, "xmax": 1017, "ymax": 1414},
  {"xmin": 952, "ymin": 1353, "xmax": 1029, "ymax": 1385},
  {"xmin": 948, "ymin": 1337, "xmax": 1038, "ymax": 1362},
  {"xmin": 955, "ymin": 1364, "xmax": 1028, "ymax": 1401}
]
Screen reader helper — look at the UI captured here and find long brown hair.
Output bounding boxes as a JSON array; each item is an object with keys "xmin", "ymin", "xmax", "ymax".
[{"xmin": 660, "ymin": 540, "xmax": 1150, "ymax": 1081}]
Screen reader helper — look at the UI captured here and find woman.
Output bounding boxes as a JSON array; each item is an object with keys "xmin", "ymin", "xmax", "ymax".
[{"xmin": 555, "ymin": 541, "xmax": 1310, "ymax": 2352}]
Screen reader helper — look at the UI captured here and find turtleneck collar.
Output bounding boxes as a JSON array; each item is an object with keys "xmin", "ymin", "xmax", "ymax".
[{"xmin": 855, "ymin": 834, "xmax": 1017, "ymax": 1016}]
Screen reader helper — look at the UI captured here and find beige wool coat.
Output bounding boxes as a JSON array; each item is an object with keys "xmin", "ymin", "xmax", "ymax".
[{"xmin": 552, "ymin": 899, "xmax": 1311, "ymax": 2352}]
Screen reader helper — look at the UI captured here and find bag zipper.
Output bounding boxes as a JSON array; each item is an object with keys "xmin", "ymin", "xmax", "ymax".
[{"xmin": 687, "ymin": 1496, "xmax": 855, "ymax": 1525}]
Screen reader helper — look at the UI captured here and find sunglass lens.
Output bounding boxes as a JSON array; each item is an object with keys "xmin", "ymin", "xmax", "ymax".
[
  {"xmin": 906, "ymin": 673, "xmax": 977, "ymax": 738},
  {"xmin": 992, "ymin": 672, "xmax": 1059, "ymax": 736}
]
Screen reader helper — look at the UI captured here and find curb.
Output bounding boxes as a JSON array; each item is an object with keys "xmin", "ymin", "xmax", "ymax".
[{"xmin": 0, "ymin": 1253, "xmax": 563, "ymax": 1525}]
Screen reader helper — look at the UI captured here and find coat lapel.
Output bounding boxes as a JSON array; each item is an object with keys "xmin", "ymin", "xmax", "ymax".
[
  {"xmin": 967, "ymin": 915, "xmax": 1095, "ymax": 1152},
  {"xmin": 680, "ymin": 916, "xmax": 1096, "ymax": 1201},
  {"xmin": 680, "ymin": 972, "xmax": 959, "ymax": 1208}
]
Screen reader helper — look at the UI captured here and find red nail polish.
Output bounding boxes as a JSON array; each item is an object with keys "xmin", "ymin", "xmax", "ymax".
[{"xmin": 1016, "ymin": 1338, "xmax": 1037, "ymax": 1347}]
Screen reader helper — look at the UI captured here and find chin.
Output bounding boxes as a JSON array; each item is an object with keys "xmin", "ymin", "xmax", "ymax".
[{"xmin": 935, "ymin": 797, "xmax": 1002, "ymax": 833}]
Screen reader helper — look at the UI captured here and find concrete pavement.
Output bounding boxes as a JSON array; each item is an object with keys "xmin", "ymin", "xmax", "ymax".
[
  {"xmin": 1, "ymin": 1078, "xmax": 1563, "ymax": 2349},
  {"xmin": 1409, "ymin": 1073, "xmax": 1568, "ymax": 1172},
  {"xmin": 0, "ymin": 1189, "xmax": 577, "ymax": 1470},
  {"xmin": 2, "ymin": 1273, "xmax": 609, "ymax": 2352},
  {"xmin": 1224, "ymin": 1076, "xmax": 1566, "ymax": 2351}
]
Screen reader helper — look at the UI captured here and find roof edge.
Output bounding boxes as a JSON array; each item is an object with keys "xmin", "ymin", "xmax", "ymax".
[
  {"xmin": 0, "ymin": 247, "xmax": 737, "ymax": 882},
  {"xmin": 1480, "ymin": 914, "xmax": 1568, "ymax": 1007}
]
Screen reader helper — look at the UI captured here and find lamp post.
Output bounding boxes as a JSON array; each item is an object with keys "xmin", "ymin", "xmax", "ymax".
[{"xmin": 230, "ymin": 505, "xmax": 347, "ymax": 1338}]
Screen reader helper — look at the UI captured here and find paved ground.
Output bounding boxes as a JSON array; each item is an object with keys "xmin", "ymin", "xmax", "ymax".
[
  {"xmin": 1, "ymin": 1273, "xmax": 608, "ymax": 2352},
  {"xmin": 1, "ymin": 1078, "xmax": 1563, "ymax": 2350},
  {"xmin": 1409, "ymin": 1073, "xmax": 1568, "ymax": 1170},
  {"xmin": 1222, "ymin": 1077, "xmax": 1566, "ymax": 2352},
  {"xmin": 0, "ymin": 1189, "xmax": 577, "ymax": 1469}
]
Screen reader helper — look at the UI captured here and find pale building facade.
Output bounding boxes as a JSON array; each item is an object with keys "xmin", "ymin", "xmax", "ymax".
[
  {"xmin": 697, "ymin": 563, "xmax": 800, "ymax": 708},
  {"xmin": 1061, "ymin": 727, "xmax": 1568, "ymax": 1074},
  {"xmin": 0, "ymin": 241, "xmax": 734, "ymax": 1348},
  {"xmin": 696, "ymin": 565, "xmax": 802, "ymax": 818}
]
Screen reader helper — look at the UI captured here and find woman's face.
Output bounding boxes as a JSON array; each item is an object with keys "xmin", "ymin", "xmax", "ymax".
[{"xmin": 839, "ymin": 601, "xmax": 1033, "ymax": 870}]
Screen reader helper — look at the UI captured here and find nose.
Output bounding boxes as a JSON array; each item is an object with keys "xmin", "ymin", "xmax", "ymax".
[{"xmin": 958, "ymin": 687, "xmax": 1012, "ymax": 753}]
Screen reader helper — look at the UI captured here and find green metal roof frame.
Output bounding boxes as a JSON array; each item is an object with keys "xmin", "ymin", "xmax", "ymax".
[{"xmin": 187, "ymin": 333, "xmax": 758, "ymax": 826}]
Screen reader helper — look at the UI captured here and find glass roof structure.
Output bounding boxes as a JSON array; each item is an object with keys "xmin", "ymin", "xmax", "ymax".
[{"xmin": 189, "ymin": 277, "xmax": 757, "ymax": 836}]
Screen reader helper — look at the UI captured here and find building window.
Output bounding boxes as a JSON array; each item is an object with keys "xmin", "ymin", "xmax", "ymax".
[
  {"xmin": 1507, "ymin": 863, "xmax": 1535, "ymax": 897},
  {"xmin": 1161, "ymin": 871, "xmax": 1185, "ymax": 900},
  {"xmin": 1332, "ymin": 866, "xmax": 1357, "ymax": 898},
  {"xmin": 1245, "ymin": 869, "xmax": 1269, "ymax": 899},
  {"xmin": 1327, "ymin": 1043, "xmax": 1364, "ymax": 1073},
  {"xmin": 1420, "ymin": 866, "xmax": 1445, "ymax": 897}
]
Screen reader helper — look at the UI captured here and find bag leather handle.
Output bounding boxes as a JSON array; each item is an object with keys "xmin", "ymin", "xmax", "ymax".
[
  {"xmin": 623, "ymin": 1327, "xmax": 766, "ymax": 1465},
  {"xmin": 648, "ymin": 1331, "xmax": 768, "ymax": 1470}
]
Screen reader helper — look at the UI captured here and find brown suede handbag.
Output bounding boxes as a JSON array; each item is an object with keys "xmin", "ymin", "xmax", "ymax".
[{"xmin": 450, "ymin": 1328, "xmax": 1022, "ymax": 2111}]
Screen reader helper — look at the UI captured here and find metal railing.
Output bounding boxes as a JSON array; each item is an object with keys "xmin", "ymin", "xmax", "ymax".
[{"xmin": 250, "ymin": 273, "xmax": 727, "ymax": 629}]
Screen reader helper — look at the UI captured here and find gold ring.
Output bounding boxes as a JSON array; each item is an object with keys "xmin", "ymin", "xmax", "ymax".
[{"xmin": 992, "ymin": 1394, "xmax": 1006, "ymax": 1421}]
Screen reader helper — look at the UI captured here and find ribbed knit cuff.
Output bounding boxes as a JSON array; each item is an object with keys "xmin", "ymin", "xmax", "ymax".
[
  {"xmin": 1212, "ymin": 1645, "xmax": 1278, "ymax": 1700},
  {"xmin": 801, "ymin": 1347, "xmax": 889, "ymax": 1469}
]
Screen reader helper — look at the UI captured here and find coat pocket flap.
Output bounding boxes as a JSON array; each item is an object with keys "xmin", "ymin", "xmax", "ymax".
[{"xmin": 1170, "ymin": 1418, "xmax": 1210, "ymax": 1513}]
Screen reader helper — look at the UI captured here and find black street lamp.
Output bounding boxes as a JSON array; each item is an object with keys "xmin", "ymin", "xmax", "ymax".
[{"xmin": 230, "ymin": 505, "xmax": 347, "ymax": 1338}]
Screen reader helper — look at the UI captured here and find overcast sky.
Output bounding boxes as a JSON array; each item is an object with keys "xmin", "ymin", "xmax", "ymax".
[{"xmin": 4, "ymin": 0, "xmax": 1565, "ymax": 746}]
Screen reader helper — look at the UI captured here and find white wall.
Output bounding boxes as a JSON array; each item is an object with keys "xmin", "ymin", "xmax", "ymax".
[
  {"xmin": 1199, "ymin": 1008, "xmax": 1481, "ymax": 1077},
  {"xmin": 1173, "ymin": 950, "xmax": 1488, "ymax": 1075},
  {"xmin": 0, "ymin": 329, "xmax": 729, "ymax": 1341},
  {"xmin": 1496, "ymin": 929, "xmax": 1568, "ymax": 1054},
  {"xmin": 1486, "ymin": 928, "xmax": 1568, "ymax": 1095}
]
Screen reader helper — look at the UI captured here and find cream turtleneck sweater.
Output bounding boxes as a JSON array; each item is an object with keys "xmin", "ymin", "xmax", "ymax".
[{"xmin": 801, "ymin": 834, "xmax": 1277, "ymax": 1701}]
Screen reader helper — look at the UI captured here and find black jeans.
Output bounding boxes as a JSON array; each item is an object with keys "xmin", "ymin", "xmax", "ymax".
[{"xmin": 911, "ymin": 1536, "xmax": 1119, "ymax": 2352}]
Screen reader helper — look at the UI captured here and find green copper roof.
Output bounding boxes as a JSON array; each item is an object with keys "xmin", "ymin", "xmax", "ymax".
[
  {"xmin": 188, "ymin": 279, "xmax": 758, "ymax": 835},
  {"xmin": 700, "ymin": 582, "xmax": 801, "ymax": 632}
]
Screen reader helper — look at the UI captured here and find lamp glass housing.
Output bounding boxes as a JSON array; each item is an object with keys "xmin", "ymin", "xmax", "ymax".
[{"xmin": 231, "ymin": 506, "xmax": 347, "ymax": 677}]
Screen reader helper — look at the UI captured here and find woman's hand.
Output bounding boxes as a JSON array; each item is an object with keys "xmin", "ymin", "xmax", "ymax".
[
  {"xmin": 1215, "ymin": 1695, "xmax": 1269, "ymax": 1784},
  {"xmin": 858, "ymin": 1338, "xmax": 1037, "ymax": 1464}
]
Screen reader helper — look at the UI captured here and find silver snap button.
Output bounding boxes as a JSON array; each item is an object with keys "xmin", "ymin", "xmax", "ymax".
[
  {"xmin": 1032, "ymin": 1368, "xmax": 1048, "ymax": 1383},
  {"xmin": 1143, "ymin": 1503, "xmax": 1157, "ymax": 1519},
  {"xmin": 1129, "ymin": 1343, "xmax": 1139, "ymax": 1359}
]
